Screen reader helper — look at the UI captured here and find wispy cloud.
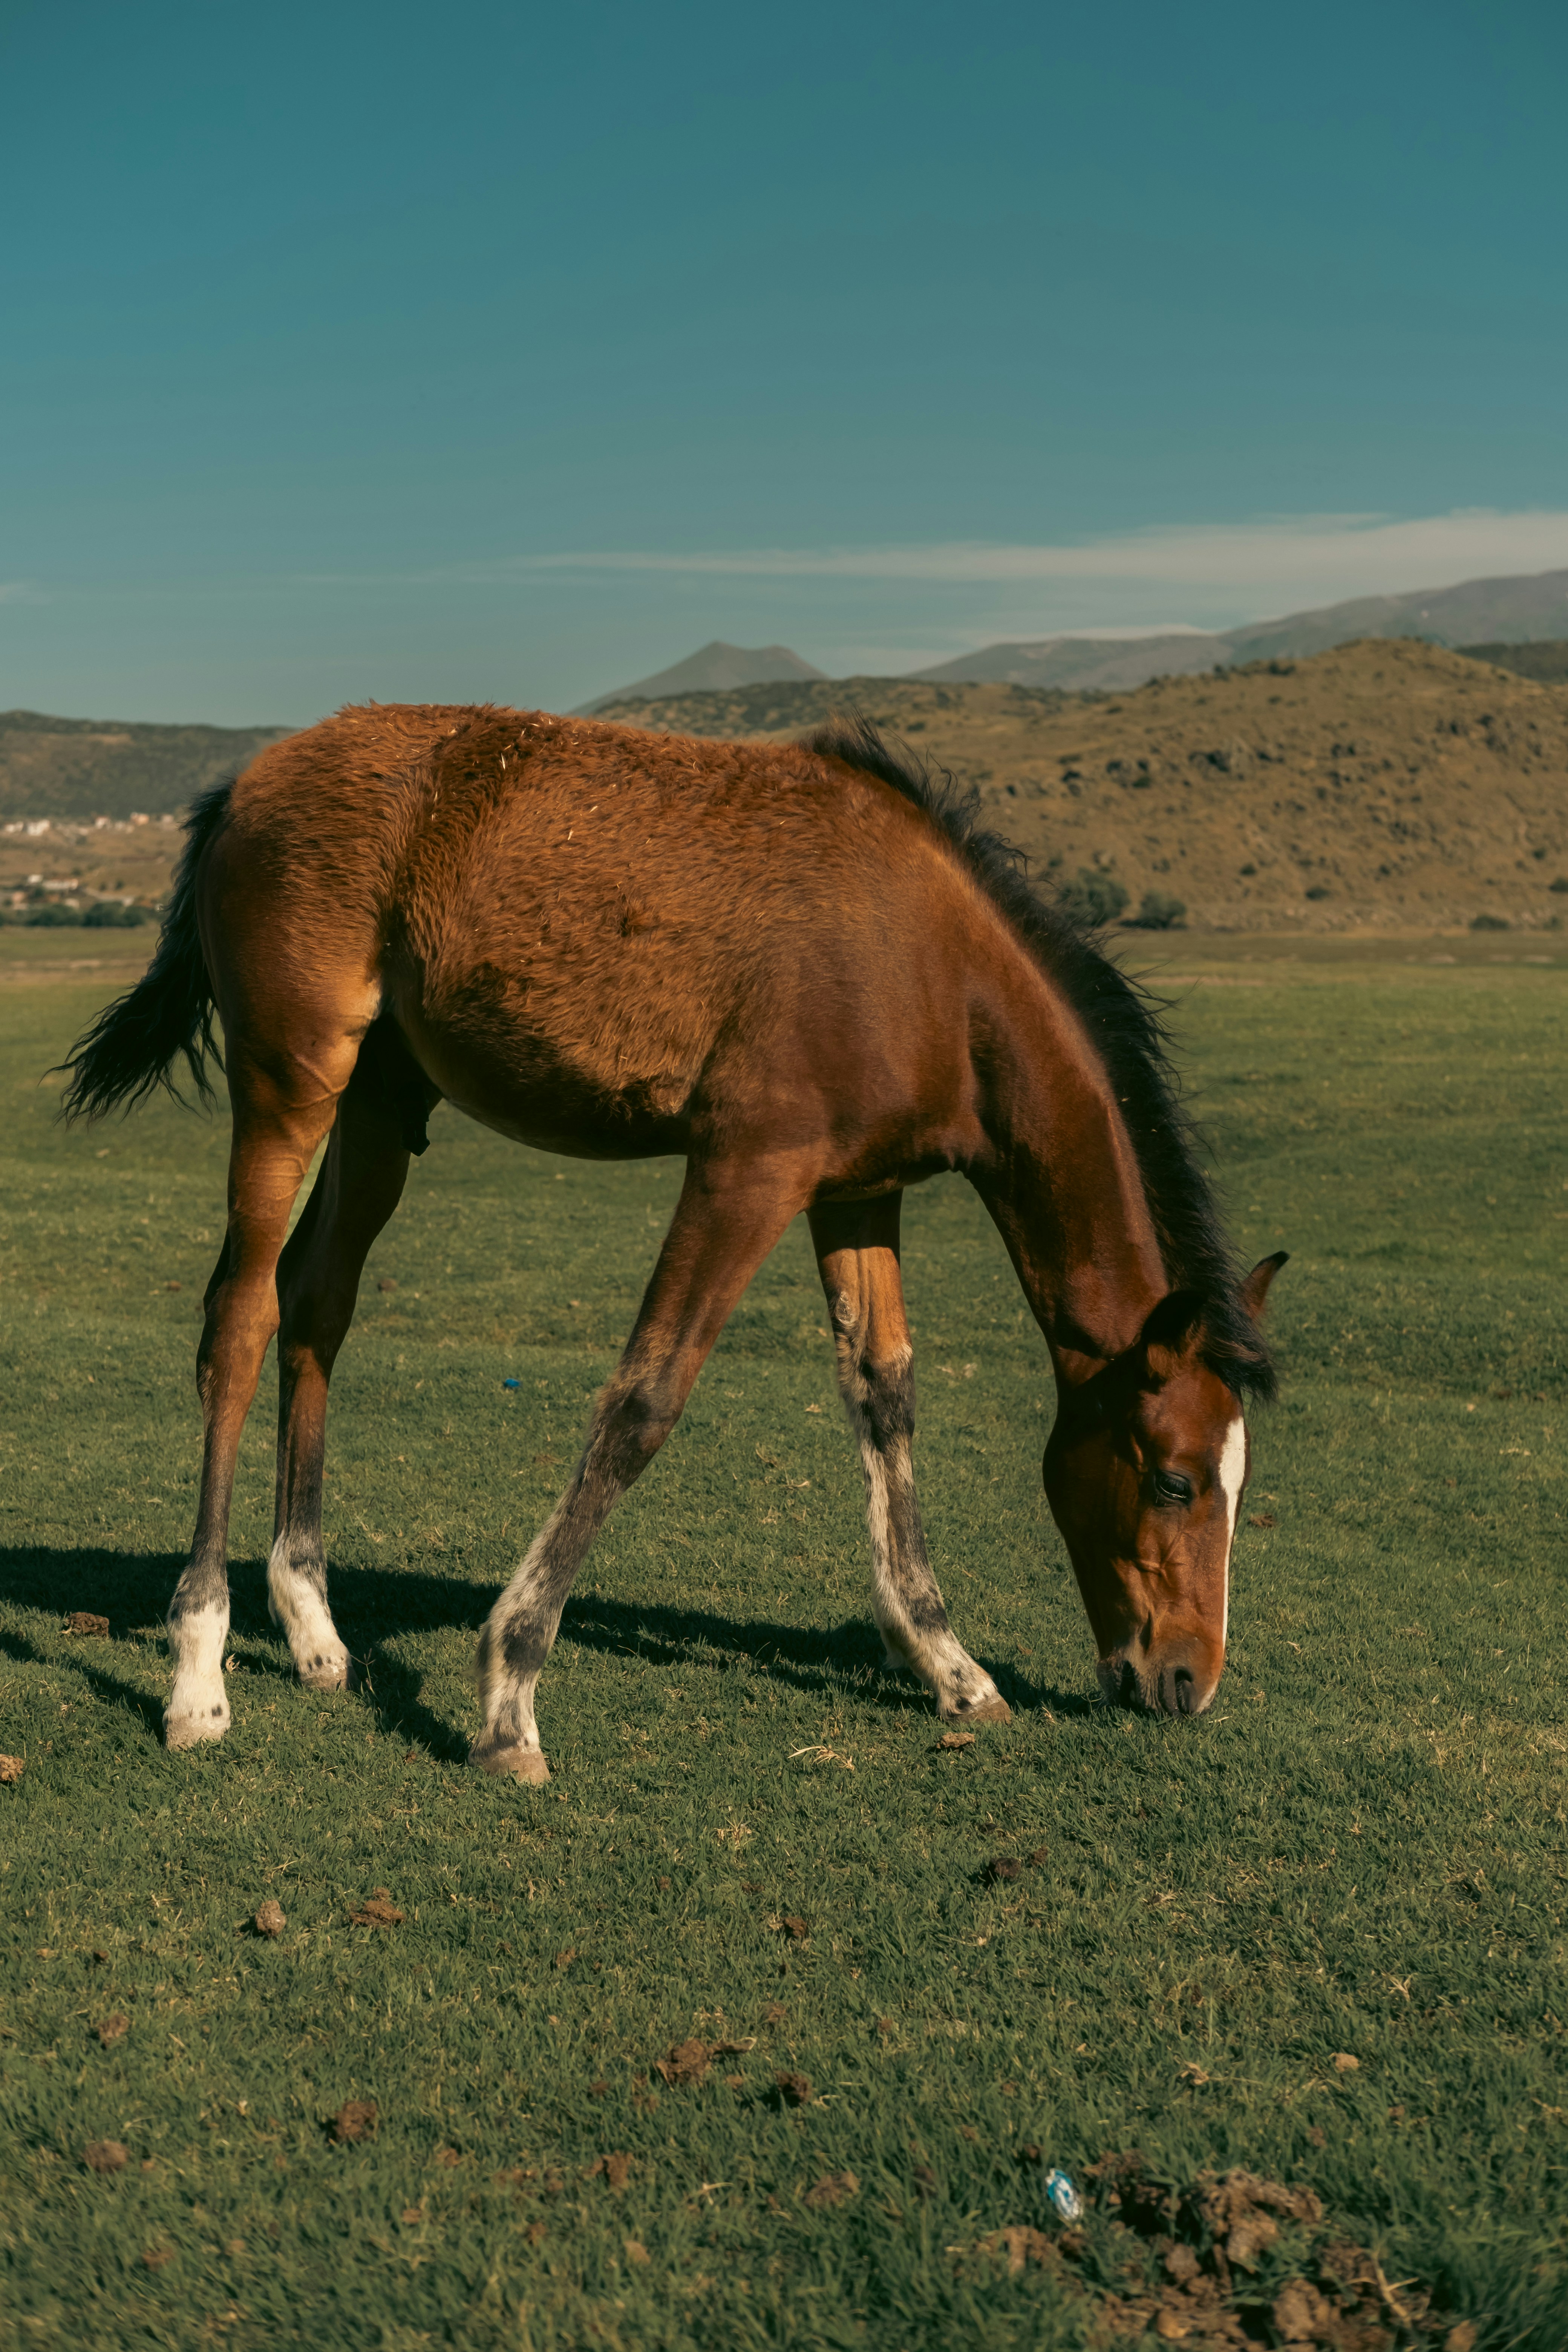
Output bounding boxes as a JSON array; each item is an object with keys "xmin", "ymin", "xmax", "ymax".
[{"xmin": 511, "ymin": 510, "xmax": 1568, "ymax": 601}]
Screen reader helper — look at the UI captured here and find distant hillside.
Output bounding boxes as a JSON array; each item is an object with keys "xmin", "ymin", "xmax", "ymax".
[
  {"xmin": 12, "ymin": 632, "xmax": 1568, "ymax": 933},
  {"xmin": 914, "ymin": 632, "xmax": 1228, "ymax": 691},
  {"xmin": 0, "ymin": 710, "xmax": 294, "ymax": 824},
  {"xmin": 910, "ymin": 567, "xmax": 1568, "ymax": 696},
  {"xmin": 1223, "ymin": 566, "xmax": 1568, "ymax": 663},
  {"xmin": 1458, "ymin": 639, "xmax": 1568, "ymax": 684},
  {"xmin": 574, "ymin": 568, "xmax": 1568, "ymax": 709},
  {"xmin": 574, "ymin": 640, "xmax": 825, "ymax": 715},
  {"xmin": 588, "ymin": 637, "xmax": 1568, "ymax": 933}
]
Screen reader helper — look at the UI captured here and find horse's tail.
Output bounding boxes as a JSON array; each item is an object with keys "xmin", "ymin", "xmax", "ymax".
[{"xmin": 57, "ymin": 779, "xmax": 233, "ymax": 1121}]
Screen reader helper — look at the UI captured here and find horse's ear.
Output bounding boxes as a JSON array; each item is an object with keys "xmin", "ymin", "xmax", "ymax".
[
  {"xmin": 1138, "ymin": 1288, "xmax": 1208, "ymax": 1384},
  {"xmin": 1239, "ymin": 1251, "xmax": 1289, "ymax": 1321}
]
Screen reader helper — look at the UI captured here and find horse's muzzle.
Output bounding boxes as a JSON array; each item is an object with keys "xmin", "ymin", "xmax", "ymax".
[{"xmin": 1098, "ymin": 1653, "xmax": 1219, "ymax": 1716}]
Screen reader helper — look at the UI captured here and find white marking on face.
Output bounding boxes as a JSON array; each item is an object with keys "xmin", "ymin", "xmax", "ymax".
[{"xmin": 1216, "ymin": 1413, "xmax": 1247, "ymax": 1646}]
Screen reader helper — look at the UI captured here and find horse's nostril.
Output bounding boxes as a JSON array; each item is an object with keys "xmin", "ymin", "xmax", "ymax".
[
  {"xmin": 1118, "ymin": 1660, "xmax": 1140, "ymax": 1708},
  {"xmin": 1173, "ymin": 1666, "xmax": 1194, "ymax": 1716}
]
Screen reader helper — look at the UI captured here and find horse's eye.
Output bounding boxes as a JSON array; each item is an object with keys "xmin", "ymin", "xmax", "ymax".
[{"xmin": 1153, "ymin": 1470, "xmax": 1193, "ymax": 1507}]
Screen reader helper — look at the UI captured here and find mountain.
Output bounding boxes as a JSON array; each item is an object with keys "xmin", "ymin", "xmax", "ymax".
[
  {"xmin": 911, "ymin": 566, "xmax": 1568, "ymax": 696},
  {"xmin": 593, "ymin": 570, "xmax": 1568, "ymax": 709},
  {"xmin": 912, "ymin": 564, "xmax": 1568, "ymax": 691},
  {"xmin": 582, "ymin": 637, "xmax": 1568, "ymax": 934},
  {"xmin": 1222, "ymin": 567, "xmax": 1568, "ymax": 663},
  {"xmin": 913, "ymin": 632, "xmax": 1230, "ymax": 691},
  {"xmin": 573, "ymin": 640, "xmax": 825, "ymax": 714},
  {"xmin": 0, "ymin": 709, "xmax": 294, "ymax": 826}
]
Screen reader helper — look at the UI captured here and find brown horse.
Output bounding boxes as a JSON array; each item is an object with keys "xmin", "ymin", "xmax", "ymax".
[{"xmin": 63, "ymin": 703, "xmax": 1285, "ymax": 1775}]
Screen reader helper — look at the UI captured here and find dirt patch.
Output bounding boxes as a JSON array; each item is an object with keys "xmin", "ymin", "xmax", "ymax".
[
  {"xmin": 64, "ymin": 1612, "xmax": 110, "ymax": 1637},
  {"xmin": 964, "ymin": 2151, "xmax": 1455, "ymax": 2346},
  {"xmin": 252, "ymin": 1900, "xmax": 285, "ymax": 1937},
  {"xmin": 0, "ymin": 1755, "xmax": 24, "ymax": 1784},
  {"xmin": 652, "ymin": 2038, "xmax": 711, "ymax": 2089},
  {"xmin": 801, "ymin": 2169, "xmax": 859, "ymax": 2209},
  {"xmin": 774, "ymin": 2070, "xmax": 812, "ymax": 2108},
  {"xmin": 349, "ymin": 1888, "xmax": 403, "ymax": 1928},
  {"xmin": 95, "ymin": 2013, "xmax": 129, "ymax": 2046},
  {"xmin": 328, "ymin": 2100, "xmax": 378, "ymax": 2145},
  {"xmin": 83, "ymin": 2139, "xmax": 127, "ymax": 2173}
]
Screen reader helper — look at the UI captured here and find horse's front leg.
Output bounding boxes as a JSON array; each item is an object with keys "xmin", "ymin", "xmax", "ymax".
[
  {"xmin": 808, "ymin": 1195, "xmax": 1011, "ymax": 1727},
  {"xmin": 470, "ymin": 1158, "xmax": 803, "ymax": 1782}
]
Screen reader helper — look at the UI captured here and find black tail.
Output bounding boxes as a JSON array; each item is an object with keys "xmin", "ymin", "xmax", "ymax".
[{"xmin": 57, "ymin": 779, "xmax": 233, "ymax": 1121}]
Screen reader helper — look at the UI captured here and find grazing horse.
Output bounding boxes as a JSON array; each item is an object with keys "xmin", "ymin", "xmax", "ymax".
[{"xmin": 63, "ymin": 704, "xmax": 1285, "ymax": 1776}]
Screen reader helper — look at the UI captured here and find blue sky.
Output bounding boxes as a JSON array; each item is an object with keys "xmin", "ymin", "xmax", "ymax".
[{"xmin": 3, "ymin": 0, "xmax": 1565, "ymax": 721}]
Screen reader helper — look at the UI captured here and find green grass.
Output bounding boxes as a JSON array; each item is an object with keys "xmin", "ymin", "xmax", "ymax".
[{"xmin": 1, "ymin": 955, "xmax": 1564, "ymax": 2350}]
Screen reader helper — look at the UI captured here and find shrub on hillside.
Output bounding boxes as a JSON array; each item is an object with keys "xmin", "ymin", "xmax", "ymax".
[
  {"xmin": 1127, "ymin": 891, "xmax": 1187, "ymax": 931},
  {"xmin": 24, "ymin": 902, "xmax": 82, "ymax": 927},
  {"xmin": 1057, "ymin": 870, "xmax": 1129, "ymax": 928},
  {"xmin": 83, "ymin": 900, "xmax": 151, "ymax": 928},
  {"xmin": 1470, "ymin": 913, "xmax": 1508, "ymax": 931}
]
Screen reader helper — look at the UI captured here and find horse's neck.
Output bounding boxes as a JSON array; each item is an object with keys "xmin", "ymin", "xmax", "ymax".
[{"xmin": 971, "ymin": 945, "xmax": 1168, "ymax": 1377}]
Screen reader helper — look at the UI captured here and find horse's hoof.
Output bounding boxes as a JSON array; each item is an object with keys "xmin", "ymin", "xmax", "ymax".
[
  {"xmin": 164, "ymin": 1704, "xmax": 230, "ymax": 1751},
  {"xmin": 297, "ymin": 1646, "xmax": 354, "ymax": 1694},
  {"xmin": 469, "ymin": 1740, "xmax": 550, "ymax": 1783},
  {"xmin": 942, "ymin": 1694, "xmax": 1012, "ymax": 1727}
]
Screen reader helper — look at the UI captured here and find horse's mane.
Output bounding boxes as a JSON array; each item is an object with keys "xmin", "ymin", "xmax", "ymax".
[{"xmin": 802, "ymin": 717, "xmax": 1277, "ymax": 1403}]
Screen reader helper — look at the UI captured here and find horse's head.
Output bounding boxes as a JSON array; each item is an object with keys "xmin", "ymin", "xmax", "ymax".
[{"xmin": 1043, "ymin": 1253, "xmax": 1286, "ymax": 1715}]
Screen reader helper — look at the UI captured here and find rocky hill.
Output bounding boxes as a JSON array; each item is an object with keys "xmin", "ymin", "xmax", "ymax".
[
  {"xmin": 0, "ymin": 710, "xmax": 294, "ymax": 825},
  {"xmin": 589, "ymin": 638, "xmax": 1568, "ymax": 933}
]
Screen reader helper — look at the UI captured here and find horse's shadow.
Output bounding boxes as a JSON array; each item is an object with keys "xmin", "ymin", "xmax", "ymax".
[{"xmin": 0, "ymin": 1543, "xmax": 1097, "ymax": 1758}]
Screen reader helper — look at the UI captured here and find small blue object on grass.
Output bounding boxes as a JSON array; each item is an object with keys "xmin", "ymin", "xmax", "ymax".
[
  {"xmin": 502, "ymin": 1377, "xmax": 522, "ymax": 1390},
  {"xmin": 1044, "ymin": 2169, "xmax": 1083, "ymax": 2222}
]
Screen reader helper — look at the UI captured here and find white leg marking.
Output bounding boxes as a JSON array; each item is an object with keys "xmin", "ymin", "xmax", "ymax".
[
  {"xmin": 165, "ymin": 1600, "xmax": 231, "ymax": 1749},
  {"xmin": 470, "ymin": 1494, "xmax": 573, "ymax": 1780},
  {"xmin": 1216, "ymin": 1413, "xmax": 1248, "ymax": 1648},
  {"xmin": 268, "ymin": 1535, "xmax": 352, "ymax": 1692},
  {"xmin": 848, "ymin": 1406, "xmax": 1007, "ymax": 1721},
  {"xmin": 856, "ymin": 1430, "xmax": 907, "ymax": 1669}
]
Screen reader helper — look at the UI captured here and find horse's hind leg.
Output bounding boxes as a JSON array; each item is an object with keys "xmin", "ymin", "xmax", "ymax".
[
  {"xmin": 808, "ymin": 1196, "xmax": 1011, "ymax": 1727},
  {"xmin": 271, "ymin": 1064, "xmax": 412, "ymax": 1690},
  {"xmin": 165, "ymin": 1047, "xmax": 357, "ymax": 1749},
  {"xmin": 471, "ymin": 1159, "xmax": 802, "ymax": 1782}
]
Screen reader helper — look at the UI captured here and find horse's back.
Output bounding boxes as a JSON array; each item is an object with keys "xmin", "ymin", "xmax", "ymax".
[{"xmin": 201, "ymin": 700, "xmax": 998, "ymax": 1167}]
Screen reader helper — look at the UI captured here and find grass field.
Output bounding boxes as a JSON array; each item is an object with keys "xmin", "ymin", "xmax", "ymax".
[{"xmin": 1, "ymin": 936, "xmax": 1563, "ymax": 2350}]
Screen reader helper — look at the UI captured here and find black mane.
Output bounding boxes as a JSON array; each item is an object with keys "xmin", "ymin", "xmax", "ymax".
[{"xmin": 802, "ymin": 716, "xmax": 1276, "ymax": 1403}]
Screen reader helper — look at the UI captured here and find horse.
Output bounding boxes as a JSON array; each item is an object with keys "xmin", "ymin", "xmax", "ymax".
[{"xmin": 62, "ymin": 702, "xmax": 1285, "ymax": 1776}]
